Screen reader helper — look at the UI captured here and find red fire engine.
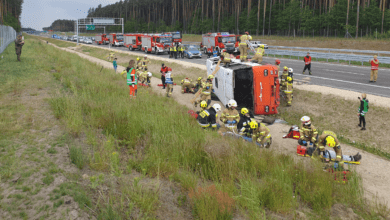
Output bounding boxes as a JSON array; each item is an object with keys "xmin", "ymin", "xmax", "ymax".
[
  {"xmin": 207, "ymin": 58, "xmax": 280, "ymax": 115},
  {"xmin": 201, "ymin": 32, "xmax": 239, "ymax": 56},
  {"xmin": 108, "ymin": 33, "xmax": 124, "ymax": 47},
  {"xmin": 95, "ymin": 34, "xmax": 109, "ymax": 45},
  {"xmin": 141, "ymin": 34, "xmax": 172, "ymax": 55},
  {"xmin": 124, "ymin": 34, "xmax": 143, "ymax": 51},
  {"xmin": 163, "ymin": 32, "xmax": 182, "ymax": 44}
]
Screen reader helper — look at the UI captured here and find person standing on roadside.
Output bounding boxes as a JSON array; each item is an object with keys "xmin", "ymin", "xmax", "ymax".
[
  {"xmin": 358, "ymin": 93, "xmax": 369, "ymax": 130},
  {"xmin": 15, "ymin": 35, "xmax": 25, "ymax": 62},
  {"xmin": 160, "ymin": 63, "xmax": 168, "ymax": 89},
  {"xmin": 113, "ymin": 58, "xmax": 118, "ymax": 73},
  {"xmin": 370, "ymin": 55, "xmax": 379, "ymax": 82},
  {"xmin": 127, "ymin": 60, "xmax": 137, "ymax": 99},
  {"xmin": 302, "ymin": 52, "xmax": 312, "ymax": 75}
]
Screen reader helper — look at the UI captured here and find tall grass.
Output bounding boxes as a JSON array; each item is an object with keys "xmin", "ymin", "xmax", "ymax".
[{"xmin": 21, "ymin": 35, "xmax": 386, "ymax": 219}]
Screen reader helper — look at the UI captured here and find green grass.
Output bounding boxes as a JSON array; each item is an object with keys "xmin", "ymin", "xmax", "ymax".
[
  {"xmin": 26, "ymin": 35, "xmax": 389, "ymax": 219},
  {"xmin": 69, "ymin": 146, "xmax": 86, "ymax": 169},
  {"xmin": 38, "ymin": 37, "xmax": 77, "ymax": 47}
]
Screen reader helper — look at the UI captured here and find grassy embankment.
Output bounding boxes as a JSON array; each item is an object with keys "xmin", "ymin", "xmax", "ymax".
[
  {"xmin": 20, "ymin": 35, "xmax": 389, "ymax": 219},
  {"xmin": 183, "ymin": 34, "xmax": 390, "ymax": 68},
  {"xmin": 44, "ymin": 36, "xmax": 390, "ymax": 159}
]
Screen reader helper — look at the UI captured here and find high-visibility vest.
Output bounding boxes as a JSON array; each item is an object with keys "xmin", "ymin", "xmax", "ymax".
[
  {"xmin": 304, "ymin": 56, "xmax": 311, "ymax": 65},
  {"xmin": 170, "ymin": 47, "xmax": 173, "ymax": 51},
  {"xmin": 371, "ymin": 59, "xmax": 379, "ymax": 70},
  {"xmin": 240, "ymin": 35, "xmax": 248, "ymax": 45},
  {"xmin": 222, "ymin": 52, "xmax": 230, "ymax": 61},
  {"xmin": 174, "ymin": 46, "xmax": 177, "ymax": 52}
]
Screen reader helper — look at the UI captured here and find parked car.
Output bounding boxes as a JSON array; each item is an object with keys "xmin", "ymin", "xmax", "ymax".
[
  {"xmin": 84, "ymin": 37, "xmax": 93, "ymax": 44},
  {"xmin": 79, "ymin": 36, "xmax": 84, "ymax": 43},
  {"xmin": 184, "ymin": 45, "xmax": 202, "ymax": 59},
  {"xmin": 72, "ymin": 35, "xmax": 78, "ymax": 41},
  {"xmin": 62, "ymin": 36, "xmax": 67, "ymax": 40},
  {"xmin": 250, "ymin": 41, "xmax": 269, "ymax": 49}
]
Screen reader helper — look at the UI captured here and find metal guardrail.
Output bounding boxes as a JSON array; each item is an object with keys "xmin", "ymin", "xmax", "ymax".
[
  {"xmin": 268, "ymin": 45, "xmax": 390, "ymax": 56},
  {"xmin": 0, "ymin": 25, "xmax": 17, "ymax": 54},
  {"xmin": 265, "ymin": 49, "xmax": 390, "ymax": 65}
]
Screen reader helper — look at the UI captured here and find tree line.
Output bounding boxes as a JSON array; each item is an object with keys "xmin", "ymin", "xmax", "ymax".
[
  {"xmin": 0, "ymin": 0, "xmax": 23, "ymax": 32},
  {"xmin": 83, "ymin": 0, "xmax": 390, "ymax": 38},
  {"xmin": 42, "ymin": 19, "xmax": 75, "ymax": 32}
]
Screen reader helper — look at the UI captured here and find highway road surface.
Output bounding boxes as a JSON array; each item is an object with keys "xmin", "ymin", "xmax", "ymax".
[{"xmin": 44, "ymin": 35, "xmax": 390, "ymax": 98}]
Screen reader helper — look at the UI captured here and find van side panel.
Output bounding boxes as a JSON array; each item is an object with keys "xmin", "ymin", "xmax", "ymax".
[{"xmin": 252, "ymin": 65, "xmax": 280, "ymax": 115}]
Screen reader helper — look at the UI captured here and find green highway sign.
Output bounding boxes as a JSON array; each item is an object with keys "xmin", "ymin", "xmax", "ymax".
[{"xmin": 86, "ymin": 25, "xmax": 95, "ymax": 31}]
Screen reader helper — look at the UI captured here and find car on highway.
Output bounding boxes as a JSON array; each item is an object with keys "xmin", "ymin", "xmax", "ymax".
[
  {"xmin": 84, "ymin": 37, "xmax": 93, "ymax": 44},
  {"xmin": 72, "ymin": 35, "xmax": 78, "ymax": 41},
  {"xmin": 79, "ymin": 37, "xmax": 85, "ymax": 43},
  {"xmin": 62, "ymin": 36, "xmax": 68, "ymax": 40},
  {"xmin": 250, "ymin": 41, "xmax": 268, "ymax": 49},
  {"xmin": 184, "ymin": 45, "xmax": 202, "ymax": 59}
]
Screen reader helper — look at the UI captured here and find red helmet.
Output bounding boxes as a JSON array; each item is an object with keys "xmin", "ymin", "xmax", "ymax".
[
  {"xmin": 222, "ymin": 49, "xmax": 227, "ymax": 52},
  {"xmin": 245, "ymin": 32, "xmax": 249, "ymax": 35},
  {"xmin": 167, "ymin": 67, "xmax": 172, "ymax": 71},
  {"xmin": 275, "ymin": 59, "xmax": 281, "ymax": 65}
]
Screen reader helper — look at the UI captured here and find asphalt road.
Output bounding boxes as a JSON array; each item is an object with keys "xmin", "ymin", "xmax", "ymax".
[{"xmin": 45, "ymin": 36, "xmax": 390, "ymax": 98}]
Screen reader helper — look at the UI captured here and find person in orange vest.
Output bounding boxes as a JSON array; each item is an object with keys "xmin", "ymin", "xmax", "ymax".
[
  {"xmin": 302, "ymin": 52, "xmax": 312, "ymax": 75},
  {"xmin": 370, "ymin": 55, "xmax": 379, "ymax": 82}
]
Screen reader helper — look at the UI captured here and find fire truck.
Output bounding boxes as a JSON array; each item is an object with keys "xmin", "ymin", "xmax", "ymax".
[
  {"xmin": 95, "ymin": 34, "xmax": 109, "ymax": 45},
  {"xmin": 108, "ymin": 33, "xmax": 124, "ymax": 47},
  {"xmin": 124, "ymin": 34, "xmax": 143, "ymax": 51},
  {"xmin": 207, "ymin": 58, "xmax": 280, "ymax": 115},
  {"xmin": 201, "ymin": 32, "xmax": 238, "ymax": 56},
  {"xmin": 163, "ymin": 31, "xmax": 182, "ymax": 44},
  {"xmin": 141, "ymin": 34, "xmax": 172, "ymax": 54}
]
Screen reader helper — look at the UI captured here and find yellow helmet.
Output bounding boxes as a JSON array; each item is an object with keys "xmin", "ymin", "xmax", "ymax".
[
  {"xmin": 249, "ymin": 120, "xmax": 258, "ymax": 129},
  {"xmin": 241, "ymin": 107, "xmax": 249, "ymax": 115},
  {"xmin": 200, "ymin": 101, "xmax": 208, "ymax": 108},
  {"xmin": 287, "ymin": 76, "xmax": 292, "ymax": 82},
  {"xmin": 261, "ymin": 45, "xmax": 264, "ymax": 49},
  {"xmin": 197, "ymin": 77, "xmax": 203, "ymax": 81},
  {"xmin": 137, "ymin": 57, "xmax": 140, "ymax": 61},
  {"xmin": 326, "ymin": 136, "xmax": 336, "ymax": 148},
  {"xmin": 207, "ymin": 75, "xmax": 214, "ymax": 79},
  {"xmin": 283, "ymin": 66, "xmax": 288, "ymax": 70}
]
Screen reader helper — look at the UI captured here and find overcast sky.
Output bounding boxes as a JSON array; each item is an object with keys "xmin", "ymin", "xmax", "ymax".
[{"xmin": 21, "ymin": 0, "xmax": 119, "ymax": 31}]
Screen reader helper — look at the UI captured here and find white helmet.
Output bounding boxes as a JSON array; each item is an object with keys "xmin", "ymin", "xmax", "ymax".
[
  {"xmin": 213, "ymin": 103, "xmax": 221, "ymax": 112},
  {"xmin": 300, "ymin": 116, "xmax": 311, "ymax": 126},
  {"xmin": 227, "ymin": 99, "xmax": 237, "ymax": 108},
  {"xmin": 147, "ymin": 72, "xmax": 152, "ymax": 77},
  {"xmin": 288, "ymin": 68, "xmax": 293, "ymax": 73},
  {"xmin": 144, "ymin": 55, "xmax": 147, "ymax": 57}
]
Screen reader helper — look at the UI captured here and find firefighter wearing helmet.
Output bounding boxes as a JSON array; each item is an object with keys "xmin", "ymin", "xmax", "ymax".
[
  {"xmin": 146, "ymin": 72, "xmax": 152, "ymax": 87},
  {"xmin": 181, "ymin": 77, "xmax": 195, "ymax": 94},
  {"xmin": 193, "ymin": 77, "xmax": 205, "ymax": 93},
  {"xmin": 237, "ymin": 107, "xmax": 255, "ymax": 137},
  {"xmin": 194, "ymin": 75, "xmax": 214, "ymax": 107},
  {"xmin": 136, "ymin": 57, "xmax": 142, "ymax": 70},
  {"xmin": 219, "ymin": 100, "xmax": 240, "ymax": 134},
  {"xmin": 298, "ymin": 116, "xmax": 318, "ymax": 147},
  {"xmin": 138, "ymin": 69, "xmax": 147, "ymax": 86},
  {"xmin": 280, "ymin": 66, "xmax": 289, "ymax": 91},
  {"xmin": 317, "ymin": 131, "xmax": 344, "ymax": 170},
  {"xmin": 239, "ymin": 31, "xmax": 252, "ymax": 62},
  {"xmin": 275, "ymin": 59, "xmax": 281, "ymax": 76},
  {"xmin": 197, "ymin": 103, "xmax": 221, "ymax": 130},
  {"xmin": 221, "ymin": 49, "xmax": 231, "ymax": 67},
  {"xmin": 252, "ymin": 44, "xmax": 265, "ymax": 63},
  {"xmin": 142, "ymin": 55, "xmax": 151, "ymax": 70},
  {"xmin": 249, "ymin": 121, "xmax": 272, "ymax": 148},
  {"xmin": 284, "ymin": 76, "xmax": 293, "ymax": 106}
]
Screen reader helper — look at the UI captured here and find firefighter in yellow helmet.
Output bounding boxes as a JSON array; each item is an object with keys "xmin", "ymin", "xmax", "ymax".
[
  {"xmin": 280, "ymin": 66, "xmax": 289, "ymax": 91},
  {"xmin": 197, "ymin": 103, "xmax": 221, "ymax": 130},
  {"xmin": 284, "ymin": 76, "xmax": 293, "ymax": 106},
  {"xmin": 239, "ymin": 31, "xmax": 252, "ymax": 62},
  {"xmin": 194, "ymin": 77, "xmax": 205, "ymax": 93},
  {"xmin": 221, "ymin": 49, "xmax": 231, "ymax": 67},
  {"xmin": 298, "ymin": 116, "xmax": 318, "ymax": 147},
  {"xmin": 136, "ymin": 57, "xmax": 142, "ymax": 70},
  {"xmin": 219, "ymin": 99, "xmax": 240, "ymax": 134},
  {"xmin": 237, "ymin": 107, "xmax": 254, "ymax": 137},
  {"xmin": 142, "ymin": 55, "xmax": 151, "ymax": 70},
  {"xmin": 249, "ymin": 121, "xmax": 272, "ymax": 148},
  {"xmin": 252, "ymin": 44, "xmax": 265, "ymax": 63},
  {"xmin": 181, "ymin": 78, "xmax": 195, "ymax": 94},
  {"xmin": 316, "ymin": 131, "xmax": 344, "ymax": 170},
  {"xmin": 108, "ymin": 51, "xmax": 115, "ymax": 61},
  {"xmin": 194, "ymin": 75, "xmax": 214, "ymax": 107},
  {"xmin": 198, "ymin": 100, "xmax": 208, "ymax": 113}
]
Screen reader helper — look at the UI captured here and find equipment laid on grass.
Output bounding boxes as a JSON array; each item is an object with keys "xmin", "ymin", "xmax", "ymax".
[
  {"xmin": 283, "ymin": 125, "xmax": 301, "ymax": 139},
  {"xmin": 206, "ymin": 58, "xmax": 280, "ymax": 115}
]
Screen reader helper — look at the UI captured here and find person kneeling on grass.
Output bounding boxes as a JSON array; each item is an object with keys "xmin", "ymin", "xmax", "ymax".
[
  {"xmin": 127, "ymin": 60, "xmax": 137, "ymax": 98},
  {"xmin": 197, "ymin": 103, "xmax": 221, "ymax": 130},
  {"xmin": 240, "ymin": 121, "xmax": 272, "ymax": 148}
]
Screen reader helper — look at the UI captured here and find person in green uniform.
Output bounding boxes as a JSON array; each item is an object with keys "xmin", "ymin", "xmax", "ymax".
[
  {"xmin": 15, "ymin": 35, "xmax": 25, "ymax": 62},
  {"xmin": 358, "ymin": 93, "xmax": 369, "ymax": 130}
]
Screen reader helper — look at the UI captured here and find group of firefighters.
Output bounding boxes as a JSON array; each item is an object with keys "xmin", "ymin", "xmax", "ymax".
[{"xmin": 168, "ymin": 42, "xmax": 185, "ymax": 59}]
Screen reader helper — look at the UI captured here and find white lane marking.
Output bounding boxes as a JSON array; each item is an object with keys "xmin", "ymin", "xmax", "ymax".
[
  {"xmin": 323, "ymin": 69, "xmax": 365, "ymax": 76},
  {"xmin": 295, "ymin": 74, "xmax": 390, "ymax": 90}
]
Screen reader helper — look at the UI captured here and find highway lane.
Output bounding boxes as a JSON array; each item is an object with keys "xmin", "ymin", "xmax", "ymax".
[{"xmin": 44, "ymin": 36, "xmax": 390, "ymax": 98}]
